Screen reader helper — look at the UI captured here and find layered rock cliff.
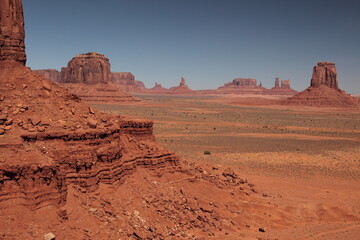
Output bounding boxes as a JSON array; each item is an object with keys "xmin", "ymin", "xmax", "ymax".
[{"xmin": 0, "ymin": 0, "xmax": 26, "ymax": 64}]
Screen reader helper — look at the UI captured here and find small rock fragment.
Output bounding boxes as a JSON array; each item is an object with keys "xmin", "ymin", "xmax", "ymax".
[
  {"xmin": 43, "ymin": 232, "xmax": 56, "ymax": 240},
  {"xmin": 5, "ymin": 119, "xmax": 13, "ymax": 125},
  {"xmin": 70, "ymin": 108, "xmax": 76, "ymax": 115},
  {"xmin": 89, "ymin": 107, "xmax": 95, "ymax": 114},
  {"xmin": 42, "ymin": 81, "xmax": 52, "ymax": 91},
  {"xmin": 222, "ymin": 167, "xmax": 237, "ymax": 178},
  {"xmin": 87, "ymin": 119, "xmax": 98, "ymax": 128}
]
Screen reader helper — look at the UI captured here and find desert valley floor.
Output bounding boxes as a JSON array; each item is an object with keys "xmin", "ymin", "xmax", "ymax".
[{"xmin": 94, "ymin": 94, "xmax": 360, "ymax": 240}]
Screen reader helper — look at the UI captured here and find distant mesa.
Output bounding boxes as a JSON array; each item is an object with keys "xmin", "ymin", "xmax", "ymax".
[
  {"xmin": 112, "ymin": 72, "xmax": 135, "ymax": 85},
  {"xmin": 33, "ymin": 69, "xmax": 61, "ymax": 83},
  {"xmin": 111, "ymin": 72, "xmax": 145, "ymax": 92},
  {"xmin": 212, "ymin": 76, "xmax": 297, "ymax": 95},
  {"xmin": 281, "ymin": 80, "xmax": 291, "ymax": 89},
  {"xmin": 271, "ymin": 77, "xmax": 291, "ymax": 89},
  {"xmin": 35, "ymin": 53, "xmax": 145, "ymax": 95},
  {"xmin": 0, "ymin": 0, "xmax": 26, "ymax": 65},
  {"xmin": 219, "ymin": 78, "xmax": 258, "ymax": 89},
  {"xmin": 268, "ymin": 77, "xmax": 297, "ymax": 95},
  {"xmin": 150, "ymin": 82, "xmax": 168, "ymax": 91},
  {"xmin": 35, "ymin": 52, "xmax": 139, "ymax": 102},
  {"xmin": 286, "ymin": 62, "xmax": 360, "ymax": 107},
  {"xmin": 62, "ymin": 52, "xmax": 111, "ymax": 84}
]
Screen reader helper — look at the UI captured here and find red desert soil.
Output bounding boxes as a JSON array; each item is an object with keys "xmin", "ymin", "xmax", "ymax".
[{"xmin": 94, "ymin": 93, "xmax": 360, "ymax": 239}]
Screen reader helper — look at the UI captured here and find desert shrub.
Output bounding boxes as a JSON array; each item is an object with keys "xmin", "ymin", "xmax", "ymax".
[{"xmin": 204, "ymin": 150, "xmax": 211, "ymax": 155}]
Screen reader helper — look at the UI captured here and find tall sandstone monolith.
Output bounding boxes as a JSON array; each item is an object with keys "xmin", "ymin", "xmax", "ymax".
[
  {"xmin": 0, "ymin": 0, "xmax": 26, "ymax": 65},
  {"xmin": 310, "ymin": 62, "xmax": 338, "ymax": 89},
  {"xmin": 61, "ymin": 52, "xmax": 111, "ymax": 84}
]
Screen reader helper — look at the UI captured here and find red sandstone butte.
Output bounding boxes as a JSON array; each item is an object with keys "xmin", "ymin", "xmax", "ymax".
[
  {"xmin": 0, "ymin": 0, "xmax": 26, "ymax": 65},
  {"xmin": 311, "ymin": 62, "xmax": 338, "ymax": 89},
  {"xmin": 61, "ymin": 52, "xmax": 111, "ymax": 84},
  {"xmin": 286, "ymin": 62, "xmax": 359, "ymax": 107}
]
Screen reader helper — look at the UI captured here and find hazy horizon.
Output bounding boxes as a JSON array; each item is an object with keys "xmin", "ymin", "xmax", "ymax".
[{"xmin": 23, "ymin": 0, "xmax": 360, "ymax": 93}]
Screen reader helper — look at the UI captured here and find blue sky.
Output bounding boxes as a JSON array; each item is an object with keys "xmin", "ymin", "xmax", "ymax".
[{"xmin": 23, "ymin": 0, "xmax": 360, "ymax": 93}]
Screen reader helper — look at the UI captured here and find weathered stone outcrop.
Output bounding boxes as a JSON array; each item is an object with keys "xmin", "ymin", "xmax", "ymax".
[
  {"xmin": 61, "ymin": 52, "xmax": 111, "ymax": 84},
  {"xmin": 0, "ymin": 0, "xmax": 26, "ymax": 64},
  {"xmin": 34, "ymin": 69, "xmax": 61, "ymax": 82},
  {"xmin": 310, "ymin": 62, "xmax": 338, "ymax": 89}
]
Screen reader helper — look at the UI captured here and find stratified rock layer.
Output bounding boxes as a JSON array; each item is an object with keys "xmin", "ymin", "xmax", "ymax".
[
  {"xmin": 311, "ymin": 62, "xmax": 338, "ymax": 89},
  {"xmin": 0, "ymin": 0, "xmax": 26, "ymax": 64},
  {"xmin": 62, "ymin": 52, "xmax": 111, "ymax": 84}
]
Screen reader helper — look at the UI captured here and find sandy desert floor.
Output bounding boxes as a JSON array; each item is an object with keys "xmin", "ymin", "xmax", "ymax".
[{"xmin": 93, "ymin": 94, "xmax": 360, "ymax": 240}]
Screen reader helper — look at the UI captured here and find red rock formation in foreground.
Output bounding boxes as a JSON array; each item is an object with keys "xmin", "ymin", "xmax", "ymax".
[
  {"xmin": 0, "ymin": 0, "xmax": 26, "ymax": 65},
  {"xmin": 62, "ymin": 52, "xmax": 111, "ymax": 84},
  {"xmin": 286, "ymin": 62, "xmax": 360, "ymax": 107}
]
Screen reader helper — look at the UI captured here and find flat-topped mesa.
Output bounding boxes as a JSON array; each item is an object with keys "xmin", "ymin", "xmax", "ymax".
[
  {"xmin": 61, "ymin": 52, "xmax": 111, "ymax": 84},
  {"xmin": 231, "ymin": 78, "xmax": 257, "ymax": 87},
  {"xmin": 0, "ymin": 0, "xmax": 26, "ymax": 65},
  {"xmin": 310, "ymin": 62, "xmax": 338, "ymax": 89}
]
